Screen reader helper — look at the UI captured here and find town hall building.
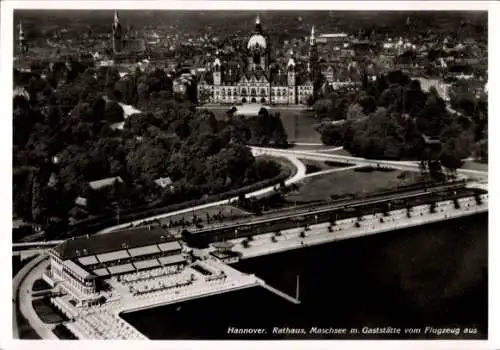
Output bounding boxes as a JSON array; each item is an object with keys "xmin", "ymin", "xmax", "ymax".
[{"xmin": 197, "ymin": 16, "xmax": 317, "ymax": 105}]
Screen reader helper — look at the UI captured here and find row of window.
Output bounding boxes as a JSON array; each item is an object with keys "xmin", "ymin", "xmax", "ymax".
[
  {"xmin": 215, "ymin": 88, "xmax": 289, "ymax": 96},
  {"xmin": 214, "ymin": 91, "xmax": 296, "ymax": 97},
  {"xmin": 63, "ymin": 266, "xmax": 92, "ymax": 284},
  {"xmin": 202, "ymin": 83, "xmax": 310, "ymax": 91},
  {"xmin": 64, "ymin": 277, "xmax": 95, "ymax": 296},
  {"xmin": 211, "ymin": 95, "xmax": 291, "ymax": 101}
]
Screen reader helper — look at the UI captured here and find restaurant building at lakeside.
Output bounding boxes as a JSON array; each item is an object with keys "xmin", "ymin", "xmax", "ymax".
[{"xmin": 43, "ymin": 226, "xmax": 187, "ymax": 307}]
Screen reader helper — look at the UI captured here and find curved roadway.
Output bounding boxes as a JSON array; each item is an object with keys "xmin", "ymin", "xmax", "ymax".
[
  {"xmin": 250, "ymin": 146, "xmax": 488, "ymax": 181},
  {"xmin": 13, "ymin": 254, "xmax": 57, "ymax": 339}
]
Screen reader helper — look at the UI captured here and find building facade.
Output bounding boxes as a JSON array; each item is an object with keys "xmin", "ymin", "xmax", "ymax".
[
  {"xmin": 44, "ymin": 226, "xmax": 187, "ymax": 306},
  {"xmin": 197, "ymin": 16, "xmax": 316, "ymax": 105}
]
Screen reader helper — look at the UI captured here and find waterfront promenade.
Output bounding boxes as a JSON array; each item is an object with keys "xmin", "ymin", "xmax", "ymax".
[{"xmin": 205, "ymin": 194, "xmax": 488, "ymax": 260}]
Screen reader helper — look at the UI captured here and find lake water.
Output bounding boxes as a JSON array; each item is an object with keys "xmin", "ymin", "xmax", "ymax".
[{"xmin": 121, "ymin": 213, "xmax": 488, "ymax": 339}]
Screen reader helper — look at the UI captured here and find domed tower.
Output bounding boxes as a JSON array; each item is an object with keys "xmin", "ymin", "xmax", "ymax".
[
  {"xmin": 112, "ymin": 11, "xmax": 123, "ymax": 54},
  {"xmin": 247, "ymin": 16, "xmax": 269, "ymax": 71},
  {"xmin": 213, "ymin": 50, "xmax": 222, "ymax": 86}
]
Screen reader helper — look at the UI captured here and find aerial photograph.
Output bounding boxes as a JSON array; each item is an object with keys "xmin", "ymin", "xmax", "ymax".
[{"xmin": 11, "ymin": 8, "xmax": 488, "ymax": 341}]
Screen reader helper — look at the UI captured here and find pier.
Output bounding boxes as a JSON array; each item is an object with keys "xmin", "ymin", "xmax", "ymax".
[{"xmin": 258, "ymin": 279, "xmax": 301, "ymax": 305}]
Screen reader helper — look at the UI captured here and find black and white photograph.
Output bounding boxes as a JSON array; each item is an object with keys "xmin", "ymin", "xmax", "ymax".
[{"xmin": 6, "ymin": 1, "xmax": 493, "ymax": 344}]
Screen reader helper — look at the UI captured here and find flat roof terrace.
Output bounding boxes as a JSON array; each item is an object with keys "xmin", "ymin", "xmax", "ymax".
[{"xmin": 52, "ymin": 226, "xmax": 179, "ymax": 261}]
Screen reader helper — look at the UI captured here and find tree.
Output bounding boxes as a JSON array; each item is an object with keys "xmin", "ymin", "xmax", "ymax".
[
  {"xmin": 313, "ymin": 98, "xmax": 333, "ymax": 120},
  {"xmin": 440, "ymin": 151, "xmax": 463, "ymax": 178},
  {"xmin": 429, "ymin": 202, "xmax": 437, "ymax": 213},
  {"xmin": 346, "ymin": 103, "xmax": 365, "ymax": 121},
  {"xmin": 428, "ymin": 160, "xmax": 445, "ymax": 182},
  {"xmin": 319, "ymin": 123, "xmax": 344, "ymax": 146},
  {"xmin": 242, "ymin": 238, "xmax": 250, "ymax": 248},
  {"xmin": 198, "ymin": 88, "xmax": 212, "ymax": 104},
  {"xmin": 418, "ymin": 160, "xmax": 428, "ymax": 178},
  {"xmin": 305, "ymin": 94, "xmax": 315, "ymax": 107},
  {"xmin": 31, "ymin": 177, "xmax": 50, "ymax": 224},
  {"xmin": 114, "ymin": 76, "xmax": 137, "ymax": 105},
  {"xmin": 13, "ymin": 168, "xmax": 35, "ymax": 220},
  {"xmin": 474, "ymin": 192, "xmax": 483, "ymax": 205},
  {"xmin": 104, "ymin": 101, "xmax": 124, "ymax": 123},
  {"xmin": 474, "ymin": 139, "xmax": 488, "ymax": 163}
]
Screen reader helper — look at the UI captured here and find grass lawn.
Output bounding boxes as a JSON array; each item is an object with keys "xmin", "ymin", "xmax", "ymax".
[
  {"xmin": 319, "ymin": 148, "xmax": 352, "ymax": 156},
  {"xmin": 462, "ymin": 160, "xmax": 488, "ymax": 172},
  {"xmin": 289, "ymin": 144, "xmax": 335, "ymax": 150},
  {"xmin": 286, "ymin": 168, "xmax": 422, "ymax": 203},
  {"xmin": 205, "ymin": 106, "xmax": 321, "ymax": 143},
  {"xmin": 32, "ymin": 298, "xmax": 67, "ymax": 324},
  {"xmin": 299, "ymin": 158, "xmax": 350, "ymax": 174},
  {"xmin": 278, "ymin": 109, "xmax": 321, "ymax": 143},
  {"xmin": 32, "ymin": 279, "xmax": 52, "ymax": 292}
]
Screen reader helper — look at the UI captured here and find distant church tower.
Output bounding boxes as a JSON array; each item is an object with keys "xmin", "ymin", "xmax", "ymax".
[
  {"xmin": 18, "ymin": 21, "xmax": 27, "ymax": 56},
  {"xmin": 308, "ymin": 26, "xmax": 319, "ymax": 77},
  {"xmin": 112, "ymin": 11, "xmax": 123, "ymax": 54}
]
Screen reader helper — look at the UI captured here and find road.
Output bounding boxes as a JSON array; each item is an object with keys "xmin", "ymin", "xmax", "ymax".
[
  {"xmin": 17, "ymin": 256, "xmax": 58, "ymax": 339},
  {"xmin": 13, "ymin": 254, "xmax": 57, "ymax": 339},
  {"xmin": 250, "ymin": 146, "xmax": 488, "ymax": 181}
]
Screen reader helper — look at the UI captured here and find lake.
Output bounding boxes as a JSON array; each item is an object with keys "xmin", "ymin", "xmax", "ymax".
[{"xmin": 121, "ymin": 213, "xmax": 488, "ymax": 339}]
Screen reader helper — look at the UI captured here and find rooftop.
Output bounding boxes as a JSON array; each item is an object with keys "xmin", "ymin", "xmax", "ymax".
[
  {"xmin": 52, "ymin": 226, "xmax": 178, "ymax": 260},
  {"xmin": 88, "ymin": 176, "xmax": 123, "ymax": 190},
  {"xmin": 154, "ymin": 177, "xmax": 173, "ymax": 188}
]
